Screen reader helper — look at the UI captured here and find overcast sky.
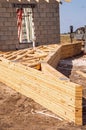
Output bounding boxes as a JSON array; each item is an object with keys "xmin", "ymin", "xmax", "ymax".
[{"xmin": 60, "ymin": 0, "xmax": 86, "ymax": 33}]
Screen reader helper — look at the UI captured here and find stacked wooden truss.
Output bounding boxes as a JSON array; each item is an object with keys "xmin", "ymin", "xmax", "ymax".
[{"xmin": 0, "ymin": 42, "xmax": 83, "ymax": 125}]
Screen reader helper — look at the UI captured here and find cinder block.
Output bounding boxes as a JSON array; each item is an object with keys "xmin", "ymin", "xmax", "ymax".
[
  {"xmin": 0, "ymin": 0, "xmax": 60, "ymax": 50},
  {"xmin": 1, "ymin": 45, "xmax": 9, "ymax": 51},
  {"xmin": 8, "ymin": 44, "xmax": 16, "ymax": 50},
  {"xmin": 19, "ymin": 43, "xmax": 30, "ymax": 49},
  {"xmin": 0, "ymin": 8, "xmax": 6, "ymax": 12}
]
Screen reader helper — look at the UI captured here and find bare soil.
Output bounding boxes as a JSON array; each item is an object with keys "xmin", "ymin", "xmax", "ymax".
[{"xmin": 0, "ymin": 54, "xmax": 86, "ymax": 130}]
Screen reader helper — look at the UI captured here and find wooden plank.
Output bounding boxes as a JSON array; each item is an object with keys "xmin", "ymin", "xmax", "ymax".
[
  {"xmin": 44, "ymin": 45, "xmax": 61, "ymax": 68},
  {"xmin": 76, "ymin": 71, "xmax": 86, "ymax": 78},
  {"xmin": 61, "ymin": 42, "xmax": 82, "ymax": 59},
  {"xmin": 0, "ymin": 57, "xmax": 82, "ymax": 125},
  {"xmin": 0, "ymin": 62, "xmax": 82, "ymax": 124},
  {"xmin": 41, "ymin": 62, "xmax": 69, "ymax": 81},
  {"xmin": 0, "ymin": 57, "xmax": 82, "ymax": 96},
  {"xmin": 6, "ymin": 50, "xmax": 35, "ymax": 60},
  {"xmin": 0, "ymin": 43, "xmax": 83, "ymax": 125}
]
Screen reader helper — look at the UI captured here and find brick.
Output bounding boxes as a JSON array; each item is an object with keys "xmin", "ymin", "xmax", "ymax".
[
  {"xmin": 19, "ymin": 43, "xmax": 29, "ymax": 49},
  {"xmin": 8, "ymin": 44, "xmax": 16, "ymax": 50},
  {"xmin": 39, "ymin": 4, "xmax": 47, "ymax": 9},
  {"xmin": 1, "ymin": 45, "xmax": 9, "ymax": 51},
  {"xmin": 0, "ymin": 22, "xmax": 4, "ymax": 26},
  {"xmin": 0, "ymin": 8, "xmax": 6, "ymax": 12},
  {"xmin": 1, "ymin": 2, "xmax": 11, "ymax": 8},
  {"xmin": 0, "ymin": 32, "xmax": 5, "ymax": 36},
  {"xmin": 46, "ymin": 13, "xmax": 53, "ymax": 17},
  {"xmin": 0, "ymin": 12, "xmax": 11, "ymax": 17},
  {"xmin": 40, "ymin": 13, "xmax": 46, "ymax": 17},
  {"xmin": 4, "ymin": 21, "xmax": 12, "ymax": 26}
]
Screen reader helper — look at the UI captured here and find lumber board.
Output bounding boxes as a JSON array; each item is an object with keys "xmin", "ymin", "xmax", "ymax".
[
  {"xmin": 0, "ymin": 63, "xmax": 82, "ymax": 123},
  {"xmin": 0, "ymin": 43, "xmax": 82, "ymax": 70},
  {"xmin": 76, "ymin": 71, "xmax": 86, "ymax": 78},
  {"xmin": 44, "ymin": 45, "xmax": 61, "ymax": 68},
  {"xmin": 0, "ymin": 44, "xmax": 58, "ymax": 70},
  {"xmin": 41, "ymin": 62, "xmax": 69, "ymax": 81},
  {"xmin": 61, "ymin": 42, "xmax": 82, "ymax": 59},
  {"xmin": 0, "ymin": 43, "xmax": 83, "ymax": 125},
  {"xmin": 0, "ymin": 62, "xmax": 81, "ymax": 105},
  {"xmin": 0, "ymin": 57, "xmax": 82, "ymax": 125},
  {"xmin": 0, "ymin": 57, "xmax": 82, "ymax": 96}
]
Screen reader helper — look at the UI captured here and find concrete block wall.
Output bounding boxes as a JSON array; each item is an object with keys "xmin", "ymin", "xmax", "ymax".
[
  {"xmin": 33, "ymin": 0, "xmax": 60, "ymax": 45},
  {"xmin": 0, "ymin": 1, "xmax": 19, "ymax": 51},
  {"xmin": 0, "ymin": 0, "xmax": 60, "ymax": 51}
]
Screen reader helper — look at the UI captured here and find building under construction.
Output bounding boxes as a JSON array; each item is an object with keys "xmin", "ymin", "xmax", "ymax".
[
  {"xmin": 0, "ymin": 0, "xmax": 85, "ymax": 128},
  {"xmin": 0, "ymin": 0, "xmax": 60, "ymax": 50}
]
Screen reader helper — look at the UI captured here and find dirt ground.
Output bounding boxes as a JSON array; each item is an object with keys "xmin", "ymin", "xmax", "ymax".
[{"xmin": 0, "ymin": 54, "xmax": 86, "ymax": 130}]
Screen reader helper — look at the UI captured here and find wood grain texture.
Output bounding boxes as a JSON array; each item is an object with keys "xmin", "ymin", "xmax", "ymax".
[
  {"xmin": 0, "ymin": 43, "xmax": 83, "ymax": 125},
  {"xmin": 0, "ymin": 56, "xmax": 82, "ymax": 125}
]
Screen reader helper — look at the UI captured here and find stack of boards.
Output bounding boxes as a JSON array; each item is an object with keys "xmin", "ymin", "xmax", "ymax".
[
  {"xmin": 0, "ymin": 43, "xmax": 83, "ymax": 125},
  {"xmin": 0, "ymin": 44, "xmax": 59, "ymax": 70}
]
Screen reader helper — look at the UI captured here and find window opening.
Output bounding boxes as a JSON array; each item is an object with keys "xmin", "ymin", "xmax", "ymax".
[{"xmin": 17, "ymin": 7, "xmax": 34, "ymax": 43}]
